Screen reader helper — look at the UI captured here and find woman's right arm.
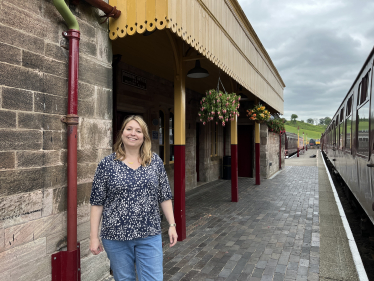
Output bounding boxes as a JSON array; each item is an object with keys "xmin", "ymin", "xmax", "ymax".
[{"xmin": 90, "ymin": 205, "xmax": 104, "ymax": 255}]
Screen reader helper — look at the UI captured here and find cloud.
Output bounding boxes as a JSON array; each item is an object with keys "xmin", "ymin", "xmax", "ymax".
[{"xmin": 238, "ymin": 0, "xmax": 374, "ymax": 122}]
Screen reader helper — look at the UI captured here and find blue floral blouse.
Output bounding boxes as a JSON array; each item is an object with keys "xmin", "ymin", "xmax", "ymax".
[{"xmin": 90, "ymin": 152, "xmax": 173, "ymax": 241}]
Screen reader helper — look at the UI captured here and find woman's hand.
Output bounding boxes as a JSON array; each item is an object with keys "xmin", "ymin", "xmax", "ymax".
[
  {"xmin": 168, "ymin": 226, "xmax": 178, "ymax": 247},
  {"xmin": 90, "ymin": 237, "xmax": 104, "ymax": 255}
]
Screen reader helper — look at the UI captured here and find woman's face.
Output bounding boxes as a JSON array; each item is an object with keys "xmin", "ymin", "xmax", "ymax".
[{"xmin": 122, "ymin": 120, "xmax": 144, "ymax": 150}]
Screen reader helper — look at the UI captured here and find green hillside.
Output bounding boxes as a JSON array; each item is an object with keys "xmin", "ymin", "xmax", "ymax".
[{"xmin": 285, "ymin": 121, "xmax": 325, "ymax": 141}]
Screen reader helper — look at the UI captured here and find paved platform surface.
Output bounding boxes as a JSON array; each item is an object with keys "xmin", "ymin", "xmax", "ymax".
[{"xmin": 105, "ymin": 149, "xmax": 361, "ymax": 280}]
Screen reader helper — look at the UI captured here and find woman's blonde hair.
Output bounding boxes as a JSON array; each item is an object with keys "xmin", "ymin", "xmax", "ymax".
[{"xmin": 114, "ymin": 115, "xmax": 152, "ymax": 166}]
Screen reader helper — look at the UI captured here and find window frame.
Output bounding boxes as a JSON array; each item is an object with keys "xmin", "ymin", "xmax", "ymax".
[
  {"xmin": 356, "ymin": 69, "xmax": 371, "ymax": 158},
  {"xmin": 159, "ymin": 110, "xmax": 165, "ymax": 163},
  {"xmin": 169, "ymin": 110, "xmax": 175, "ymax": 164},
  {"xmin": 345, "ymin": 95, "xmax": 353, "ymax": 153},
  {"xmin": 210, "ymin": 122, "xmax": 218, "ymax": 157}
]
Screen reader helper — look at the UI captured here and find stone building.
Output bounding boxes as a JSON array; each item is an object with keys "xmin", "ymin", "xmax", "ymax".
[{"xmin": 0, "ymin": 0, "xmax": 285, "ymax": 280}]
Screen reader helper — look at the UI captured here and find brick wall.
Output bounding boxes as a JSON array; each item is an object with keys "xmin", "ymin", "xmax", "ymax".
[
  {"xmin": 0, "ymin": 1, "xmax": 112, "ymax": 280},
  {"xmin": 260, "ymin": 123, "xmax": 285, "ymax": 178}
]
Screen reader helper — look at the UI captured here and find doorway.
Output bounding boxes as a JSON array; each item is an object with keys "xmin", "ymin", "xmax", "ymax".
[
  {"xmin": 196, "ymin": 122, "xmax": 200, "ymax": 182},
  {"xmin": 238, "ymin": 125, "xmax": 254, "ymax": 177}
]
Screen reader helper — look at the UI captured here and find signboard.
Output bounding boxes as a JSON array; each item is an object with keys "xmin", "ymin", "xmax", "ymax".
[
  {"xmin": 122, "ymin": 71, "xmax": 147, "ymax": 90},
  {"xmin": 152, "ymin": 131, "xmax": 158, "ymax": 140}
]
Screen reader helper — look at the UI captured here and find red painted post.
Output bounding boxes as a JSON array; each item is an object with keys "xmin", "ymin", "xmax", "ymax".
[
  {"xmin": 280, "ymin": 133, "xmax": 282, "ymax": 168},
  {"xmin": 174, "ymin": 145, "xmax": 186, "ymax": 240},
  {"xmin": 231, "ymin": 144, "xmax": 238, "ymax": 202},
  {"xmin": 255, "ymin": 122, "xmax": 260, "ymax": 185}
]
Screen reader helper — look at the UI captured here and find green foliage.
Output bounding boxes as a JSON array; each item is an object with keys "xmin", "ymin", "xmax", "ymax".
[
  {"xmin": 285, "ymin": 120, "xmax": 325, "ymax": 140},
  {"xmin": 307, "ymin": 118, "xmax": 314, "ymax": 124},
  {"xmin": 198, "ymin": 89, "xmax": 240, "ymax": 126},
  {"xmin": 266, "ymin": 118, "xmax": 286, "ymax": 134},
  {"xmin": 291, "ymin": 114, "xmax": 298, "ymax": 122}
]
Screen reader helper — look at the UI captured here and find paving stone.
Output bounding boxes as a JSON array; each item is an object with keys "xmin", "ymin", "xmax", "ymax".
[{"xmin": 159, "ymin": 152, "xmax": 360, "ymax": 280}]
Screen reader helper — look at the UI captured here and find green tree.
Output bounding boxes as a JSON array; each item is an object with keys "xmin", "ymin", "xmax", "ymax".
[
  {"xmin": 319, "ymin": 118, "xmax": 325, "ymax": 125},
  {"xmin": 291, "ymin": 114, "xmax": 298, "ymax": 122},
  {"xmin": 324, "ymin": 117, "xmax": 332, "ymax": 126},
  {"xmin": 307, "ymin": 118, "xmax": 314, "ymax": 124}
]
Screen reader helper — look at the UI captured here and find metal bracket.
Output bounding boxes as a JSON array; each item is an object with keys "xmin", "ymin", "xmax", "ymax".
[{"xmin": 61, "ymin": 114, "xmax": 79, "ymax": 126}]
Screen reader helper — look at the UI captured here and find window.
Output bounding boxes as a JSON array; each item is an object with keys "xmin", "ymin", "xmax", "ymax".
[
  {"xmin": 356, "ymin": 71, "xmax": 371, "ymax": 157},
  {"xmin": 211, "ymin": 123, "xmax": 217, "ymax": 156},
  {"xmin": 169, "ymin": 112, "xmax": 174, "ymax": 162},
  {"xmin": 357, "ymin": 102, "xmax": 370, "ymax": 157},
  {"xmin": 345, "ymin": 96, "xmax": 353, "ymax": 151},
  {"xmin": 358, "ymin": 70, "xmax": 371, "ymax": 105},
  {"xmin": 159, "ymin": 110, "xmax": 165, "ymax": 162}
]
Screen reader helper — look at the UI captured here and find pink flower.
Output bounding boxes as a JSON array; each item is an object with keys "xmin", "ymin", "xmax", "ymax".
[
  {"xmin": 209, "ymin": 91, "xmax": 212, "ymax": 95},
  {"xmin": 227, "ymin": 97, "xmax": 229, "ymax": 100},
  {"xmin": 200, "ymin": 101, "xmax": 202, "ymax": 104},
  {"xmin": 232, "ymin": 100, "xmax": 235, "ymax": 104},
  {"xmin": 219, "ymin": 93, "xmax": 222, "ymax": 97},
  {"xmin": 203, "ymin": 122, "xmax": 206, "ymax": 125},
  {"xmin": 238, "ymin": 96, "xmax": 241, "ymax": 100},
  {"xmin": 202, "ymin": 98, "xmax": 205, "ymax": 102},
  {"xmin": 222, "ymin": 121, "xmax": 226, "ymax": 126},
  {"xmin": 211, "ymin": 111, "xmax": 215, "ymax": 115},
  {"xmin": 225, "ymin": 118, "xmax": 228, "ymax": 121},
  {"xmin": 200, "ymin": 119, "xmax": 202, "ymax": 122},
  {"xmin": 213, "ymin": 100, "xmax": 215, "ymax": 104},
  {"xmin": 198, "ymin": 113, "xmax": 201, "ymax": 116},
  {"xmin": 202, "ymin": 107, "xmax": 205, "ymax": 110},
  {"xmin": 223, "ymin": 109, "xmax": 226, "ymax": 114},
  {"xmin": 216, "ymin": 122, "xmax": 218, "ymax": 125},
  {"xmin": 217, "ymin": 111, "xmax": 221, "ymax": 115},
  {"xmin": 226, "ymin": 103, "xmax": 229, "ymax": 106}
]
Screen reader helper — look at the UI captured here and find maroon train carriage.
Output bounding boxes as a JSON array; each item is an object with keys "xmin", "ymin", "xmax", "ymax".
[
  {"xmin": 321, "ymin": 45, "xmax": 374, "ymax": 229},
  {"xmin": 285, "ymin": 132, "xmax": 299, "ymax": 157}
]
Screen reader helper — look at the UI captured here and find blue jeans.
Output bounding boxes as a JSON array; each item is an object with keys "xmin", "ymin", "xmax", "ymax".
[{"xmin": 102, "ymin": 235, "xmax": 163, "ymax": 281}]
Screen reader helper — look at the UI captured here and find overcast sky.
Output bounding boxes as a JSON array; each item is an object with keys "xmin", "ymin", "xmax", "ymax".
[{"xmin": 238, "ymin": 0, "xmax": 374, "ymax": 123}]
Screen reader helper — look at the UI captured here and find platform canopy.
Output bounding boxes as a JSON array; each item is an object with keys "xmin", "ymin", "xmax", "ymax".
[{"xmin": 109, "ymin": 0, "xmax": 285, "ymax": 114}]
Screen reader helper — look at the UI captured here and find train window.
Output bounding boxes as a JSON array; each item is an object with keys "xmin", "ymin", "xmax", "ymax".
[
  {"xmin": 345, "ymin": 115, "xmax": 352, "ymax": 150},
  {"xmin": 339, "ymin": 122, "xmax": 344, "ymax": 149},
  {"xmin": 358, "ymin": 70, "xmax": 371, "ymax": 105},
  {"xmin": 340, "ymin": 108, "xmax": 344, "ymax": 122},
  {"xmin": 346, "ymin": 96, "xmax": 352, "ymax": 116},
  {"xmin": 357, "ymin": 101, "xmax": 370, "ymax": 157}
]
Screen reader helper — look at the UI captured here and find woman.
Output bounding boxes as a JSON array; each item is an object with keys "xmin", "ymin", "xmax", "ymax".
[{"xmin": 89, "ymin": 115, "xmax": 178, "ymax": 281}]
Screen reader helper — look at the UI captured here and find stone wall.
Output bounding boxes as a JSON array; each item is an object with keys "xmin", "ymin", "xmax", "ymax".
[
  {"xmin": 260, "ymin": 123, "xmax": 285, "ymax": 178},
  {"xmin": 0, "ymin": 1, "xmax": 112, "ymax": 280}
]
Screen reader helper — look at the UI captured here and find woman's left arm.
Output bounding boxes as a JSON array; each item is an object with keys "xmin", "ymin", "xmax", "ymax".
[{"xmin": 160, "ymin": 199, "xmax": 178, "ymax": 247}]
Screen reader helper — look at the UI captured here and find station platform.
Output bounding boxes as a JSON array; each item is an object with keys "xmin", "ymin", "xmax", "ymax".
[
  {"xmin": 158, "ymin": 150, "xmax": 365, "ymax": 281},
  {"xmin": 104, "ymin": 149, "xmax": 365, "ymax": 281}
]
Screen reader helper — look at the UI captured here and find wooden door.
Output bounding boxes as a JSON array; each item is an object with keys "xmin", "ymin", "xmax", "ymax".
[{"xmin": 238, "ymin": 125, "xmax": 253, "ymax": 177}]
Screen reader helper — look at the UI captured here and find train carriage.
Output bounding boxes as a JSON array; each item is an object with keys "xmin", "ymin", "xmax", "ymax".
[
  {"xmin": 285, "ymin": 132, "xmax": 304, "ymax": 157},
  {"xmin": 322, "ymin": 45, "xmax": 374, "ymax": 225}
]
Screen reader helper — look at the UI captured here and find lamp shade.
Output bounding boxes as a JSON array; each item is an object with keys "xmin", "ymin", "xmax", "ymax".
[{"xmin": 186, "ymin": 60, "xmax": 209, "ymax": 78}]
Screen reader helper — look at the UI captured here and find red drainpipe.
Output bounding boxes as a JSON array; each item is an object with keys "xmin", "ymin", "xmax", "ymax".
[
  {"xmin": 63, "ymin": 29, "xmax": 80, "ymax": 253},
  {"xmin": 53, "ymin": 29, "xmax": 81, "ymax": 281}
]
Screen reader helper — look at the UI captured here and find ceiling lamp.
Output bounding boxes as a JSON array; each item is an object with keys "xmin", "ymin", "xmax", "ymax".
[{"xmin": 186, "ymin": 60, "xmax": 209, "ymax": 78}]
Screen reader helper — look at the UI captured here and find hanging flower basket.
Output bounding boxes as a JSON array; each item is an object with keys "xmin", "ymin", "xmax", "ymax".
[
  {"xmin": 246, "ymin": 104, "xmax": 270, "ymax": 122},
  {"xmin": 266, "ymin": 118, "xmax": 286, "ymax": 134},
  {"xmin": 198, "ymin": 89, "xmax": 240, "ymax": 127}
]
